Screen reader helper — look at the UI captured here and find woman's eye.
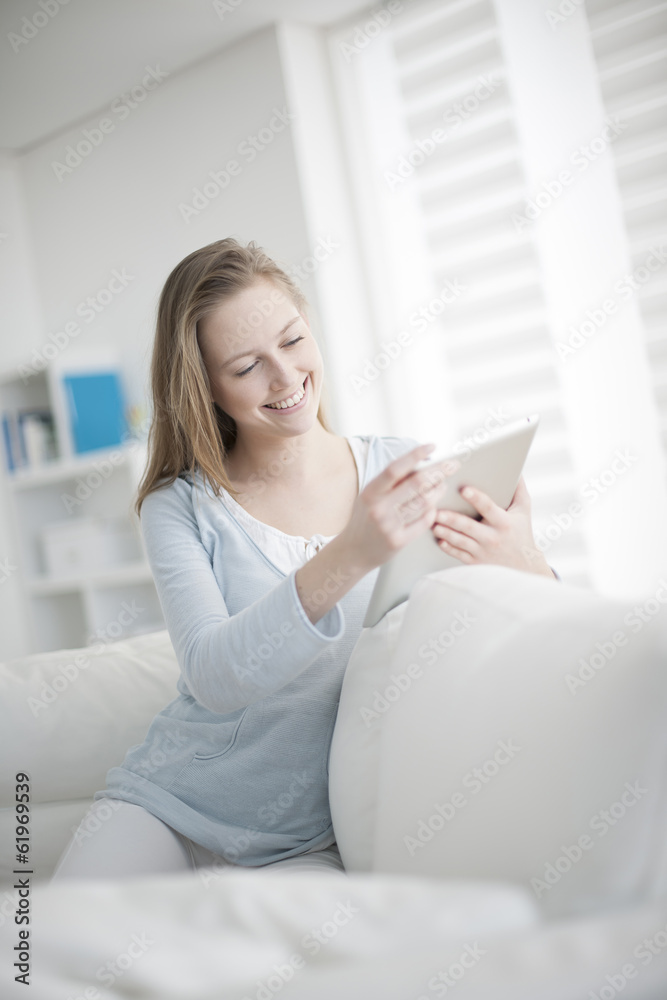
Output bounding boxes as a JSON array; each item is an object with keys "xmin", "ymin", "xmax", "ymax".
[{"xmin": 234, "ymin": 335, "xmax": 304, "ymax": 377}]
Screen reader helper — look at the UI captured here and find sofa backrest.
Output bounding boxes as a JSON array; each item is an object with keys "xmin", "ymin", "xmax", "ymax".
[{"xmin": 0, "ymin": 629, "xmax": 180, "ymax": 883}]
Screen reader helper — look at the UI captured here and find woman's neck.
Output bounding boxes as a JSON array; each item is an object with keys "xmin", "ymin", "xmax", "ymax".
[{"xmin": 225, "ymin": 422, "xmax": 346, "ymax": 492}]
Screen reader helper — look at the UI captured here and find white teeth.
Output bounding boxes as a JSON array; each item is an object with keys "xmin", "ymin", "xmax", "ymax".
[{"xmin": 265, "ymin": 378, "xmax": 306, "ymax": 409}]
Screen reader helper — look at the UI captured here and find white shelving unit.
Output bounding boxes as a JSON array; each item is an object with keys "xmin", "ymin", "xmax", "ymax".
[{"xmin": 0, "ymin": 362, "xmax": 165, "ymax": 654}]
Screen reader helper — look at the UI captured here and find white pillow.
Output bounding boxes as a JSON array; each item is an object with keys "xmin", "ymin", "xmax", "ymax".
[
  {"xmin": 0, "ymin": 629, "xmax": 181, "ymax": 883},
  {"xmin": 0, "ymin": 629, "xmax": 180, "ymax": 804},
  {"xmin": 331, "ymin": 565, "xmax": 667, "ymax": 919},
  {"xmin": 15, "ymin": 870, "xmax": 667, "ymax": 1000},
  {"xmin": 329, "ymin": 601, "xmax": 407, "ymax": 871}
]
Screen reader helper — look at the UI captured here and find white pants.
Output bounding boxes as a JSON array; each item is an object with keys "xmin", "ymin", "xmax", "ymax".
[{"xmin": 51, "ymin": 799, "xmax": 345, "ymax": 882}]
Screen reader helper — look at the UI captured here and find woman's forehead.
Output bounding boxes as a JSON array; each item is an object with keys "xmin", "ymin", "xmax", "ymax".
[{"xmin": 198, "ymin": 283, "xmax": 301, "ymax": 360}]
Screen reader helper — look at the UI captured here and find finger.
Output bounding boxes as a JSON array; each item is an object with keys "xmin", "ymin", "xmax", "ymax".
[
  {"xmin": 432, "ymin": 508, "xmax": 494, "ymax": 545},
  {"xmin": 432, "ymin": 523, "xmax": 483, "ymax": 557},
  {"xmin": 508, "ymin": 476, "xmax": 531, "ymax": 510},
  {"xmin": 393, "ymin": 488, "xmax": 439, "ymax": 528},
  {"xmin": 392, "ymin": 457, "xmax": 461, "ymax": 516},
  {"xmin": 457, "ymin": 485, "xmax": 507, "ymax": 527},
  {"xmin": 394, "ymin": 498, "xmax": 443, "ymax": 547},
  {"xmin": 435, "ymin": 535, "xmax": 473, "ymax": 563},
  {"xmin": 368, "ymin": 444, "xmax": 437, "ymax": 498}
]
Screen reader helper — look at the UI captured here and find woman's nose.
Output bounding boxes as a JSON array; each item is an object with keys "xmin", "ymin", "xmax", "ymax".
[{"xmin": 268, "ymin": 359, "xmax": 298, "ymax": 385}]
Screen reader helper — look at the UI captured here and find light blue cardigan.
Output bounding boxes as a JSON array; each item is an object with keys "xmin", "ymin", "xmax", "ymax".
[{"xmin": 94, "ymin": 434, "xmax": 419, "ymax": 865}]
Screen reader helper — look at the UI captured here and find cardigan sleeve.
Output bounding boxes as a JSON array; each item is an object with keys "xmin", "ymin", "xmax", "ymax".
[{"xmin": 139, "ymin": 478, "xmax": 346, "ymax": 715}]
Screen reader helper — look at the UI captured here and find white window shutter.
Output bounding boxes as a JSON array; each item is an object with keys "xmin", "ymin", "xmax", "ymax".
[
  {"xmin": 329, "ymin": 0, "xmax": 591, "ymax": 585},
  {"xmin": 587, "ymin": 0, "xmax": 667, "ymax": 453}
]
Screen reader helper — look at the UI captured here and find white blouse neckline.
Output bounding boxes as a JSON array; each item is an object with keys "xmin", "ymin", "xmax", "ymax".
[{"xmin": 219, "ymin": 436, "xmax": 369, "ymax": 548}]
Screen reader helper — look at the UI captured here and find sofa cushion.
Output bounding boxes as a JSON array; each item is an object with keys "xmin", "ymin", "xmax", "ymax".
[
  {"xmin": 7, "ymin": 868, "xmax": 667, "ymax": 999},
  {"xmin": 331, "ymin": 565, "xmax": 667, "ymax": 919},
  {"xmin": 328, "ymin": 601, "xmax": 407, "ymax": 871},
  {"xmin": 0, "ymin": 798, "xmax": 94, "ymax": 885},
  {"xmin": 0, "ymin": 629, "xmax": 180, "ymax": 806}
]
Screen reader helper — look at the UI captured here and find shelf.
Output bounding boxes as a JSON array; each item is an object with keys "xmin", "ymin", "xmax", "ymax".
[
  {"xmin": 28, "ymin": 560, "xmax": 154, "ymax": 595},
  {"xmin": 1, "ymin": 354, "xmax": 162, "ymax": 655},
  {"xmin": 6, "ymin": 440, "xmax": 145, "ymax": 490}
]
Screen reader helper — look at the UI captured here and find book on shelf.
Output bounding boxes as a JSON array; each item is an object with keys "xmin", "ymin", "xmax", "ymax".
[
  {"xmin": 63, "ymin": 370, "xmax": 129, "ymax": 454},
  {"xmin": 1, "ymin": 408, "xmax": 57, "ymax": 473}
]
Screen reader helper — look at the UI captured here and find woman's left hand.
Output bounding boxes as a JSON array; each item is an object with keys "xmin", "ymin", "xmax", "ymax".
[{"xmin": 430, "ymin": 476, "xmax": 556, "ymax": 578}]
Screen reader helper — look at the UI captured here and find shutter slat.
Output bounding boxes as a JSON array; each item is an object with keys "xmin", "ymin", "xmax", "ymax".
[
  {"xmin": 589, "ymin": 0, "xmax": 667, "ymax": 40},
  {"xmin": 403, "ymin": 67, "xmax": 507, "ymax": 120},
  {"xmin": 431, "ymin": 229, "xmax": 532, "ymax": 273},
  {"xmin": 392, "ymin": 0, "xmax": 490, "ymax": 40},
  {"xmin": 398, "ymin": 27, "xmax": 499, "ymax": 81},
  {"xmin": 588, "ymin": 0, "xmax": 667, "ymax": 493}
]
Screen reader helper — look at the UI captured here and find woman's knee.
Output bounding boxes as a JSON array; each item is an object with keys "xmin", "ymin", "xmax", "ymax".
[{"xmin": 51, "ymin": 799, "xmax": 194, "ymax": 881}]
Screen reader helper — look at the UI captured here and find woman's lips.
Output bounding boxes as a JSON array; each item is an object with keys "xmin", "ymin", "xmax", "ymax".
[{"xmin": 263, "ymin": 375, "xmax": 309, "ymax": 413}]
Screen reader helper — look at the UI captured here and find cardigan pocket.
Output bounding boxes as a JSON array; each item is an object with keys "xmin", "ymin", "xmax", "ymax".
[
  {"xmin": 191, "ymin": 708, "xmax": 248, "ymax": 760},
  {"xmin": 164, "ymin": 695, "xmax": 336, "ymax": 835},
  {"xmin": 164, "ymin": 707, "xmax": 249, "ymax": 792}
]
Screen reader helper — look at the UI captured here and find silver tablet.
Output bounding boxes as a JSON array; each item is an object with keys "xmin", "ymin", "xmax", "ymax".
[{"xmin": 362, "ymin": 414, "xmax": 540, "ymax": 628}]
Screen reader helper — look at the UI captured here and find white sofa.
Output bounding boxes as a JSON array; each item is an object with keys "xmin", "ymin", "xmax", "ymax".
[{"xmin": 1, "ymin": 565, "xmax": 667, "ymax": 1000}]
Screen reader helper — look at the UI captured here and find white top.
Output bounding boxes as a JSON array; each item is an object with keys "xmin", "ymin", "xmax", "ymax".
[{"xmin": 218, "ymin": 436, "xmax": 370, "ymax": 573}]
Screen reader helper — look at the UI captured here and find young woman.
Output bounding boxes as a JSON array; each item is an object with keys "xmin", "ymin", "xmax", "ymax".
[{"xmin": 51, "ymin": 238, "xmax": 556, "ymax": 881}]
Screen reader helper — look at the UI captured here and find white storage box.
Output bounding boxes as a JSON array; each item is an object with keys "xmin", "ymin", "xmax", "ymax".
[{"xmin": 40, "ymin": 516, "xmax": 138, "ymax": 579}]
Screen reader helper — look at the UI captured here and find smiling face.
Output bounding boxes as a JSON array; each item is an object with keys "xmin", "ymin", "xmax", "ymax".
[{"xmin": 196, "ymin": 278, "xmax": 324, "ymax": 446}]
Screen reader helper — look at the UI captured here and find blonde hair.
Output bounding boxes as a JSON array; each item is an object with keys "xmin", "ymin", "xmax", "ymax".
[{"xmin": 134, "ymin": 237, "xmax": 332, "ymax": 517}]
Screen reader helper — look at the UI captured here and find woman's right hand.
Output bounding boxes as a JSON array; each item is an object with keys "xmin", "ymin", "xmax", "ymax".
[{"xmin": 339, "ymin": 444, "xmax": 460, "ymax": 574}]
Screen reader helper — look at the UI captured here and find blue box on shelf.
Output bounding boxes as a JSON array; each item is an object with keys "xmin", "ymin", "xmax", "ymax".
[{"xmin": 63, "ymin": 370, "xmax": 129, "ymax": 453}]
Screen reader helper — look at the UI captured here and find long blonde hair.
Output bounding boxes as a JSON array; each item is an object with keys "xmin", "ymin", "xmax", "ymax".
[{"xmin": 135, "ymin": 237, "xmax": 332, "ymax": 517}]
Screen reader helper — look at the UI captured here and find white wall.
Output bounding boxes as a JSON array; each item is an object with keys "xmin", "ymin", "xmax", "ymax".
[
  {"xmin": 0, "ymin": 153, "xmax": 45, "ymax": 657},
  {"xmin": 0, "ymin": 154, "xmax": 44, "ymax": 360},
  {"xmin": 0, "ymin": 24, "xmax": 343, "ymax": 659},
  {"xmin": 276, "ymin": 22, "xmax": 393, "ymax": 438},
  {"xmin": 18, "ymin": 25, "xmax": 328, "ymax": 411}
]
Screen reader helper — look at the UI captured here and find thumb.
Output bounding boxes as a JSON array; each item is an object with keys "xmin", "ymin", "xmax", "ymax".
[{"xmin": 509, "ymin": 476, "xmax": 531, "ymax": 511}]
